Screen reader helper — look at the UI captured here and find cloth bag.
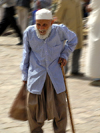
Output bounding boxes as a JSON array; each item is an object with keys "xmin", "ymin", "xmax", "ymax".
[{"xmin": 9, "ymin": 83, "xmax": 27, "ymax": 121}]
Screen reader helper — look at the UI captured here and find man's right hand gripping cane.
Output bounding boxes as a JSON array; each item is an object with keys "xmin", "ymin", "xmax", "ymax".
[{"xmin": 58, "ymin": 57, "xmax": 67, "ymax": 67}]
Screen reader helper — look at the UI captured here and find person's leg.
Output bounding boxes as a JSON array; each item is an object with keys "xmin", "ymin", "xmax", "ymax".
[
  {"xmin": 71, "ymin": 49, "xmax": 83, "ymax": 76},
  {"xmin": 21, "ymin": 7, "xmax": 29, "ymax": 32},
  {"xmin": 53, "ymin": 92, "xmax": 67, "ymax": 133},
  {"xmin": 0, "ymin": 7, "xmax": 4, "ymax": 22},
  {"xmin": 0, "ymin": 8, "xmax": 10, "ymax": 35},
  {"xmin": 27, "ymin": 91, "xmax": 45, "ymax": 133},
  {"xmin": 64, "ymin": 61, "xmax": 69, "ymax": 74},
  {"xmin": 7, "ymin": 7, "xmax": 22, "ymax": 43},
  {"xmin": 45, "ymin": 74, "xmax": 67, "ymax": 133},
  {"xmin": 17, "ymin": 7, "xmax": 22, "ymax": 31}
]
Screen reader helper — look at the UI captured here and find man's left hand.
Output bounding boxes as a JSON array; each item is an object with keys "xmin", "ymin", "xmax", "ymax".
[{"xmin": 58, "ymin": 57, "xmax": 67, "ymax": 68}]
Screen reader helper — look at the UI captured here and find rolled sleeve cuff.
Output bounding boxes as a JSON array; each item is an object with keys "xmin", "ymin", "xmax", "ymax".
[
  {"xmin": 60, "ymin": 54, "xmax": 68, "ymax": 61},
  {"xmin": 22, "ymin": 74, "xmax": 27, "ymax": 81}
]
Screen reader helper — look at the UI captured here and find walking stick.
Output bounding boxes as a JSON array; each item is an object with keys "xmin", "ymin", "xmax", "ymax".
[{"xmin": 61, "ymin": 67, "xmax": 75, "ymax": 133}]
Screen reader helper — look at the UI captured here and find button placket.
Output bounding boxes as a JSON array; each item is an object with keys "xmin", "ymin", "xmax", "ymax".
[{"xmin": 44, "ymin": 40, "xmax": 48, "ymax": 70}]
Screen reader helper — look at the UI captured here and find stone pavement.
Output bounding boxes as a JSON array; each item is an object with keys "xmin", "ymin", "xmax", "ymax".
[{"xmin": 0, "ymin": 36, "xmax": 100, "ymax": 133}]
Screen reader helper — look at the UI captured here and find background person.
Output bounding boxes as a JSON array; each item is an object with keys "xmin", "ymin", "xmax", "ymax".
[
  {"xmin": 0, "ymin": 0, "xmax": 22, "ymax": 45},
  {"xmin": 85, "ymin": 0, "xmax": 100, "ymax": 86},
  {"xmin": 32, "ymin": 0, "xmax": 52, "ymax": 24},
  {"xmin": 55, "ymin": 0, "xmax": 83, "ymax": 76}
]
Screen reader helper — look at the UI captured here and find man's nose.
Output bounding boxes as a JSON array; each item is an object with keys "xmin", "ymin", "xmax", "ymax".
[{"xmin": 39, "ymin": 26, "xmax": 44, "ymax": 30}]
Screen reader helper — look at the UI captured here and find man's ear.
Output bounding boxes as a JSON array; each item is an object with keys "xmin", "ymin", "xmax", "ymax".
[{"xmin": 51, "ymin": 20, "xmax": 54, "ymax": 25}]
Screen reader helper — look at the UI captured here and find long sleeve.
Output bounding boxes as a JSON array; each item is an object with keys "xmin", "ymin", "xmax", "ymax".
[
  {"xmin": 20, "ymin": 30, "xmax": 31, "ymax": 81},
  {"xmin": 59, "ymin": 24, "xmax": 78, "ymax": 60}
]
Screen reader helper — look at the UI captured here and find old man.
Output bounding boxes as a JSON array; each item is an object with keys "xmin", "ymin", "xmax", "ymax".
[{"xmin": 21, "ymin": 9, "xmax": 77, "ymax": 133}]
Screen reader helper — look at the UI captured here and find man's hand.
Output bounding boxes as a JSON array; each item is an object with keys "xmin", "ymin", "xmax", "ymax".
[
  {"xmin": 23, "ymin": 81, "xmax": 27, "ymax": 84},
  {"xmin": 58, "ymin": 57, "xmax": 67, "ymax": 68}
]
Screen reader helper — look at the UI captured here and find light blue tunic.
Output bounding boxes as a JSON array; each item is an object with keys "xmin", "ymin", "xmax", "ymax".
[{"xmin": 21, "ymin": 24, "xmax": 78, "ymax": 94}]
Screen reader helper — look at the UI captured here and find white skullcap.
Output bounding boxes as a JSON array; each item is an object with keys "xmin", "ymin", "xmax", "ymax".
[{"xmin": 36, "ymin": 8, "xmax": 52, "ymax": 20}]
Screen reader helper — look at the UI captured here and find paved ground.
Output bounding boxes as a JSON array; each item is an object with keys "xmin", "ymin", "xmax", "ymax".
[{"xmin": 0, "ymin": 36, "xmax": 100, "ymax": 133}]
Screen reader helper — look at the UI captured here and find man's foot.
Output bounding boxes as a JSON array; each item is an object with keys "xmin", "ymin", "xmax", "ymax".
[
  {"xmin": 71, "ymin": 72, "xmax": 84, "ymax": 76},
  {"xmin": 16, "ymin": 42, "xmax": 23, "ymax": 45},
  {"xmin": 89, "ymin": 79, "xmax": 100, "ymax": 86}
]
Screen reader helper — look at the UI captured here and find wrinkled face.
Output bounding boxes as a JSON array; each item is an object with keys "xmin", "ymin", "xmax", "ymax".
[{"xmin": 36, "ymin": 19, "xmax": 53, "ymax": 35}]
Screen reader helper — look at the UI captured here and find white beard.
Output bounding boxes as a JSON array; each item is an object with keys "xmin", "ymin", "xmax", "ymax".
[{"xmin": 35, "ymin": 25, "xmax": 51, "ymax": 40}]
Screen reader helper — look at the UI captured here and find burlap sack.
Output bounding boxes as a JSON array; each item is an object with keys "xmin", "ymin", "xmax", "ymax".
[{"xmin": 9, "ymin": 83, "xmax": 27, "ymax": 121}]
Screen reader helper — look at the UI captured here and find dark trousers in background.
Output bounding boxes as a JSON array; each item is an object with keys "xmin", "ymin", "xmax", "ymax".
[
  {"xmin": 65, "ymin": 49, "xmax": 81, "ymax": 74},
  {"xmin": 0, "ymin": 6, "xmax": 22, "ymax": 42}
]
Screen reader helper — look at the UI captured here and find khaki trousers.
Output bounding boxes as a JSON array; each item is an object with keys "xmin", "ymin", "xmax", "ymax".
[
  {"xmin": 27, "ymin": 74, "xmax": 67, "ymax": 133},
  {"xmin": 17, "ymin": 7, "xmax": 28, "ymax": 33},
  {"xmin": 0, "ymin": 7, "xmax": 4, "ymax": 22}
]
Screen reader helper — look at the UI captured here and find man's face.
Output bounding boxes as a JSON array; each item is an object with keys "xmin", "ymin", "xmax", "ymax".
[{"xmin": 36, "ymin": 20, "xmax": 53, "ymax": 35}]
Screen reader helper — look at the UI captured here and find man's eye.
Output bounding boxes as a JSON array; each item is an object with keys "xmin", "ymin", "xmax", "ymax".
[
  {"xmin": 43, "ymin": 24, "xmax": 46, "ymax": 27},
  {"xmin": 37, "ymin": 24, "xmax": 40, "ymax": 26}
]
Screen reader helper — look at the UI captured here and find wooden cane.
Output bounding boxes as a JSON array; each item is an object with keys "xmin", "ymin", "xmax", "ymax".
[{"xmin": 61, "ymin": 67, "xmax": 75, "ymax": 133}]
